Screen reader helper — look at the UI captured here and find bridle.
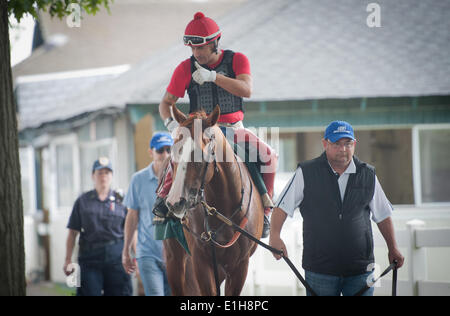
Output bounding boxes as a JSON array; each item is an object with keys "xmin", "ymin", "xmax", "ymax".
[
  {"xmin": 196, "ymin": 133, "xmax": 219, "ymax": 206},
  {"xmin": 177, "ymin": 129, "xmax": 253, "ymax": 296},
  {"xmin": 179, "ymin": 130, "xmax": 251, "ymax": 245}
]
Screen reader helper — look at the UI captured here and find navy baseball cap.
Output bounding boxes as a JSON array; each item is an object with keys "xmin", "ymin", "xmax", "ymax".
[
  {"xmin": 324, "ymin": 121, "xmax": 355, "ymax": 143},
  {"xmin": 150, "ymin": 132, "xmax": 174, "ymax": 150},
  {"xmin": 92, "ymin": 157, "xmax": 113, "ymax": 173}
]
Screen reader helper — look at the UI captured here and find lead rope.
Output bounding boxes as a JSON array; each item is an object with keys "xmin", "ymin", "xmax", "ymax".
[
  {"xmin": 203, "ymin": 206, "xmax": 221, "ymax": 296},
  {"xmin": 201, "ymin": 161, "xmax": 247, "ymax": 296},
  {"xmin": 354, "ymin": 260, "xmax": 398, "ymax": 296},
  {"xmin": 205, "ymin": 204, "xmax": 399, "ymax": 297},
  {"xmin": 197, "ymin": 133, "xmax": 248, "ymax": 296}
]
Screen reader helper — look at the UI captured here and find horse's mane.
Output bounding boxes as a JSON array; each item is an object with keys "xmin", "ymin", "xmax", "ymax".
[{"xmin": 180, "ymin": 110, "xmax": 212, "ymax": 129}]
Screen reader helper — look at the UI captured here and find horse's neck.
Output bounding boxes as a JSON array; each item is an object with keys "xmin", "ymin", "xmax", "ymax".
[{"xmin": 207, "ymin": 133, "xmax": 243, "ymax": 208}]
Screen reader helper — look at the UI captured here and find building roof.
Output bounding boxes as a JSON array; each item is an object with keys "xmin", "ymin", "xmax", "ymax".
[
  {"xmin": 16, "ymin": 0, "xmax": 450, "ymax": 131},
  {"xmin": 15, "ymin": 65, "xmax": 130, "ymax": 130},
  {"xmin": 14, "ymin": 0, "xmax": 246, "ymax": 131},
  {"xmin": 12, "ymin": 0, "xmax": 245, "ymax": 80}
]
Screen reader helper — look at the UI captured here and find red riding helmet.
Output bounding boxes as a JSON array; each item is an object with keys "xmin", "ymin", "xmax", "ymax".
[{"xmin": 183, "ymin": 12, "xmax": 221, "ymax": 47}]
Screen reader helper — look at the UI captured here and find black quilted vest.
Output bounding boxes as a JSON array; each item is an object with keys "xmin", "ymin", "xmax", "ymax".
[
  {"xmin": 298, "ymin": 152, "xmax": 376, "ymax": 276},
  {"xmin": 187, "ymin": 50, "xmax": 244, "ymax": 115}
]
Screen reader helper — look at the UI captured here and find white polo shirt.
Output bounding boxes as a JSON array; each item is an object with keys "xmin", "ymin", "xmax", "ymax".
[{"xmin": 276, "ymin": 158, "xmax": 393, "ymax": 223}]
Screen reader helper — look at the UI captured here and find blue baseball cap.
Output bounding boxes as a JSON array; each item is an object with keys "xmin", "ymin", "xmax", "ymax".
[
  {"xmin": 92, "ymin": 157, "xmax": 113, "ymax": 173},
  {"xmin": 150, "ymin": 132, "xmax": 174, "ymax": 150},
  {"xmin": 324, "ymin": 121, "xmax": 355, "ymax": 143}
]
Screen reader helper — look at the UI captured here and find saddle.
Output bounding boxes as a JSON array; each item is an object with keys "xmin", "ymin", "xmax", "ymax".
[{"xmin": 155, "ymin": 140, "xmax": 269, "ymax": 202}]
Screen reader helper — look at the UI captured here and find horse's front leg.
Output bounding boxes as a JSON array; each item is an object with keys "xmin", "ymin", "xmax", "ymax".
[
  {"xmin": 225, "ymin": 258, "xmax": 249, "ymax": 296},
  {"xmin": 192, "ymin": 249, "xmax": 225, "ymax": 296},
  {"xmin": 164, "ymin": 239, "xmax": 187, "ymax": 295}
]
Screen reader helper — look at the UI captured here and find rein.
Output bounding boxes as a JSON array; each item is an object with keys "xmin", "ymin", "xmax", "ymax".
[
  {"xmin": 204, "ymin": 204, "xmax": 399, "ymax": 297},
  {"xmin": 176, "ymin": 130, "xmax": 397, "ymax": 296},
  {"xmin": 179, "ymin": 131, "xmax": 254, "ymax": 296},
  {"xmin": 183, "ymin": 134, "xmax": 253, "ymax": 248},
  {"xmin": 177, "ymin": 129, "xmax": 398, "ymax": 296},
  {"xmin": 187, "ymin": 132, "xmax": 251, "ymax": 248}
]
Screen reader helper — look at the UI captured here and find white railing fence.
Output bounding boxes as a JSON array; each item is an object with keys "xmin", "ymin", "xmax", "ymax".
[
  {"xmin": 375, "ymin": 219, "xmax": 450, "ymax": 296},
  {"xmin": 242, "ymin": 219, "xmax": 450, "ymax": 296}
]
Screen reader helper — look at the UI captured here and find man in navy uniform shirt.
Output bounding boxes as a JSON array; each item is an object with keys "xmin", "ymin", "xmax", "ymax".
[{"xmin": 64, "ymin": 157, "xmax": 132, "ymax": 296}]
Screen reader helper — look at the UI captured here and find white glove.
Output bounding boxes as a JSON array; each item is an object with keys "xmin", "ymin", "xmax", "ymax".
[{"xmin": 192, "ymin": 61, "xmax": 216, "ymax": 85}]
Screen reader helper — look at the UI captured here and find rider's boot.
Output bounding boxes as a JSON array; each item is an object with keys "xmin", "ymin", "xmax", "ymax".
[
  {"xmin": 231, "ymin": 127, "xmax": 278, "ymax": 239},
  {"xmin": 262, "ymin": 213, "xmax": 271, "ymax": 239},
  {"xmin": 261, "ymin": 160, "xmax": 276, "ymax": 239},
  {"xmin": 261, "ymin": 193, "xmax": 273, "ymax": 239}
]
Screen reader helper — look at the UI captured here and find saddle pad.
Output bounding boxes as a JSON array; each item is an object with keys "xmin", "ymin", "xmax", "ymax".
[{"xmin": 154, "ymin": 217, "xmax": 191, "ymax": 255}]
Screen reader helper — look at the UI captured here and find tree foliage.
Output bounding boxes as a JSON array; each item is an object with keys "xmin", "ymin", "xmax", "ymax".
[{"xmin": 8, "ymin": 0, "xmax": 113, "ymax": 22}]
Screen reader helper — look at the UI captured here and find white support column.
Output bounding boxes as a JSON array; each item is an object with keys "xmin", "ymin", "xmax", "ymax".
[{"xmin": 406, "ymin": 219, "xmax": 427, "ymax": 296}]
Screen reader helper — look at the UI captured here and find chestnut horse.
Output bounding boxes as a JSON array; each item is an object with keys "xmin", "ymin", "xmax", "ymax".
[{"xmin": 163, "ymin": 105, "xmax": 264, "ymax": 296}]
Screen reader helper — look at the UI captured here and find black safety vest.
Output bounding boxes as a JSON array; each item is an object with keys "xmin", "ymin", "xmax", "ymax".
[
  {"xmin": 298, "ymin": 153, "xmax": 376, "ymax": 276},
  {"xmin": 187, "ymin": 50, "xmax": 244, "ymax": 115}
]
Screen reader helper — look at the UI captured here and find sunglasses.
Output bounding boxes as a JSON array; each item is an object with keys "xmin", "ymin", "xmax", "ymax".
[
  {"xmin": 156, "ymin": 146, "xmax": 171, "ymax": 154},
  {"xmin": 183, "ymin": 30, "xmax": 221, "ymax": 46}
]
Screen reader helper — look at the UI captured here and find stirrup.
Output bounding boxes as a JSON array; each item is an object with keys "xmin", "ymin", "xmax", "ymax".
[
  {"xmin": 262, "ymin": 215, "xmax": 270, "ymax": 239},
  {"xmin": 261, "ymin": 193, "xmax": 274, "ymax": 209},
  {"xmin": 152, "ymin": 197, "xmax": 169, "ymax": 218}
]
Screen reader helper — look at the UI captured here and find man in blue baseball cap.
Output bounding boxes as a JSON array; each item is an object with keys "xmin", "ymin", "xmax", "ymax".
[
  {"xmin": 322, "ymin": 121, "xmax": 356, "ymax": 171},
  {"xmin": 150, "ymin": 132, "xmax": 174, "ymax": 152},
  {"xmin": 324, "ymin": 120, "xmax": 356, "ymax": 142},
  {"xmin": 122, "ymin": 132, "xmax": 173, "ymax": 296},
  {"xmin": 270, "ymin": 120, "xmax": 404, "ymax": 296}
]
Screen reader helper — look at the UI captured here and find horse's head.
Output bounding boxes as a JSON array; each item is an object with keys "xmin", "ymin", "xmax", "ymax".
[{"xmin": 166, "ymin": 105, "xmax": 222, "ymax": 218}]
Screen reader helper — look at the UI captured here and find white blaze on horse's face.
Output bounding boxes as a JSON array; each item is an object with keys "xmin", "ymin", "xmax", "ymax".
[{"xmin": 166, "ymin": 135, "xmax": 194, "ymax": 218}]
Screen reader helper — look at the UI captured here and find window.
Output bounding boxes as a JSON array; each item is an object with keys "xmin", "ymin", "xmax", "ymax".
[
  {"xmin": 277, "ymin": 136, "xmax": 298, "ymax": 173},
  {"xmin": 293, "ymin": 129, "xmax": 415, "ymax": 205},
  {"xmin": 77, "ymin": 116, "xmax": 114, "ymax": 142},
  {"xmin": 274, "ymin": 125, "xmax": 450, "ymax": 206},
  {"xmin": 19, "ymin": 146, "xmax": 36, "ymax": 215},
  {"xmin": 264, "ymin": 131, "xmax": 298, "ymax": 173},
  {"xmin": 356, "ymin": 129, "xmax": 414, "ymax": 205},
  {"xmin": 79, "ymin": 139, "xmax": 116, "ymax": 192},
  {"xmin": 50, "ymin": 134, "xmax": 79, "ymax": 211},
  {"xmin": 55, "ymin": 144, "xmax": 75, "ymax": 208},
  {"xmin": 77, "ymin": 117, "xmax": 116, "ymax": 192},
  {"xmin": 414, "ymin": 126, "xmax": 450, "ymax": 204}
]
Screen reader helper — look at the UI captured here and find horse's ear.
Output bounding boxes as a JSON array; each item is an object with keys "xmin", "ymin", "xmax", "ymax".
[
  {"xmin": 206, "ymin": 105, "xmax": 221, "ymax": 127},
  {"xmin": 172, "ymin": 104, "xmax": 187, "ymax": 124}
]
